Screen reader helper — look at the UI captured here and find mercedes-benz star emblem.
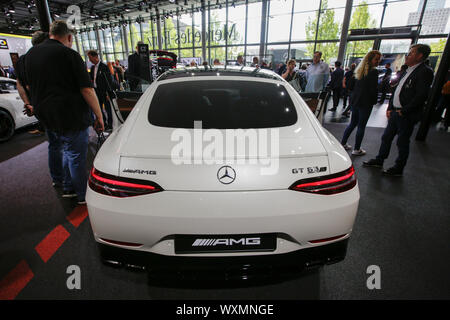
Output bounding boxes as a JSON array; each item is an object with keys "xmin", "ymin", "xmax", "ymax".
[{"xmin": 217, "ymin": 166, "xmax": 236, "ymax": 184}]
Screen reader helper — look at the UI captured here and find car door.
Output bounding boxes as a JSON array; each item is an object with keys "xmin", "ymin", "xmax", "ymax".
[{"xmin": 0, "ymin": 80, "xmax": 36, "ymax": 129}]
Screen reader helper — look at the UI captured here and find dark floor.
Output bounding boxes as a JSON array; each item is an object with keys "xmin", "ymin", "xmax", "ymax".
[{"xmin": 0, "ymin": 101, "xmax": 449, "ymax": 300}]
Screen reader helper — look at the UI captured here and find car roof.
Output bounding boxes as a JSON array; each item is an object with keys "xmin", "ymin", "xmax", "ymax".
[
  {"xmin": 158, "ymin": 66, "xmax": 284, "ymax": 82},
  {"xmin": 0, "ymin": 77, "xmax": 16, "ymax": 82}
]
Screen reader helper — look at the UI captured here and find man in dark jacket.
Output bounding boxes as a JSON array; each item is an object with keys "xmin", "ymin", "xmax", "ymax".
[
  {"xmin": 127, "ymin": 42, "xmax": 143, "ymax": 91},
  {"xmin": 342, "ymin": 63, "xmax": 356, "ymax": 117},
  {"xmin": 364, "ymin": 44, "xmax": 434, "ymax": 176},
  {"xmin": 87, "ymin": 50, "xmax": 114, "ymax": 130},
  {"xmin": 329, "ymin": 61, "xmax": 344, "ymax": 111}
]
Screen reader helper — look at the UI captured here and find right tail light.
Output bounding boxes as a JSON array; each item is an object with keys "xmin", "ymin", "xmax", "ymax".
[{"xmin": 289, "ymin": 166, "xmax": 357, "ymax": 195}]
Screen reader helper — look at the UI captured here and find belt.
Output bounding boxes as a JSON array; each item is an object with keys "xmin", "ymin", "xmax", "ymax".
[{"xmin": 392, "ymin": 107, "xmax": 402, "ymax": 111}]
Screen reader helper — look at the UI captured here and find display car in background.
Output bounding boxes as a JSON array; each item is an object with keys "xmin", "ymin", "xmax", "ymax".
[
  {"xmin": 0, "ymin": 77, "xmax": 37, "ymax": 142},
  {"xmin": 86, "ymin": 67, "xmax": 360, "ymax": 279}
]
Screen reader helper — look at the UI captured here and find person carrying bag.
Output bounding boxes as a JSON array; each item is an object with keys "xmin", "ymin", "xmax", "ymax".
[{"xmin": 282, "ymin": 59, "xmax": 302, "ymax": 92}]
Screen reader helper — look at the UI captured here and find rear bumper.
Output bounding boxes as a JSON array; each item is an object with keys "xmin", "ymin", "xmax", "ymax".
[
  {"xmin": 87, "ymin": 187, "xmax": 359, "ymax": 256},
  {"xmin": 99, "ymin": 239, "xmax": 348, "ymax": 282}
]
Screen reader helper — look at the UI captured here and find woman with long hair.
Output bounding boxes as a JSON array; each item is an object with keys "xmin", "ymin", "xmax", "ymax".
[{"xmin": 341, "ymin": 50, "xmax": 381, "ymax": 155}]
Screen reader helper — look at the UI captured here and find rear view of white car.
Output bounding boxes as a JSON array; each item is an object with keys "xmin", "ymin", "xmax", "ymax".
[
  {"xmin": 86, "ymin": 67, "xmax": 359, "ymax": 278},
  {"xmin": 0, "ymin": 77, "xmax": 37, "ymax": 142}
]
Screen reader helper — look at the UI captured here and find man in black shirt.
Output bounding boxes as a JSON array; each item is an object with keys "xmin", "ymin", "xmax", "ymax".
[
  {"xmin": 24, "ymin": 21, "xmax": 104, "ymax": 204},
  {"xmin": 16, "ymin": 31, "xmax": 49, "ymax": 135}
]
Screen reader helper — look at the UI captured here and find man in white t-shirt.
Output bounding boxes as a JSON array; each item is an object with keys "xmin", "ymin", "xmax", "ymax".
[{"xmin": 305, "ymin": 51, "xmax": 329, "ymax": 93}]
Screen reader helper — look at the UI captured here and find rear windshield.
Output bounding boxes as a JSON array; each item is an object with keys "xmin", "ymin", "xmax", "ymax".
[{"xmin": 148, "ymin": 80, "xmax": 297, "ymax": 129}]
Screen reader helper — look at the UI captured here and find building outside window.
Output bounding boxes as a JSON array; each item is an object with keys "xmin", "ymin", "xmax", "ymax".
[{"xmin": 75, "ymin": 0, "xmax": 448, "ymax": 69}]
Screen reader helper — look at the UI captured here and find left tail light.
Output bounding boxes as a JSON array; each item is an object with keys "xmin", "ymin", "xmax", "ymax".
[
  {"xmin": 289, "ymin": 166, "xmax": 357, "ymax": 195},
  {"xmin": 89, "ymin": 168, "xmax": 163, "ymax": 197}
]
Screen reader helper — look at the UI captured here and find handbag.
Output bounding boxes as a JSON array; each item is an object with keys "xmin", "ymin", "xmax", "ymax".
[{"xmin": 288, "ymin": 72, "xmax": 302, "ymax": 92}]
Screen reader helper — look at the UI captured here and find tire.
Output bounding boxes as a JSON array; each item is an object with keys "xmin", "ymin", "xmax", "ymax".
[{"xmin": 0, "ymin": 109, "xmax": 15, "ymax": 142}]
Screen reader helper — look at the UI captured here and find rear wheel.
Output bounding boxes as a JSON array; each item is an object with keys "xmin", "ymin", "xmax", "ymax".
[{"xmin": 0, "ymin": 110, "xmax": 15, "ymax": 142}]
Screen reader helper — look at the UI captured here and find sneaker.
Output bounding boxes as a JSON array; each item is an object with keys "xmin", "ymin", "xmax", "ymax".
[
  {"xmin": 328, "ymin": 107, "xmax": 337, "ymax": 111},
  {"xmin": 352, "ymin": 149, "xmax": 366, "ymax": 156},
  {"xmin": 342, "ymin": 112, "xmax": 350, "ymax": 118},
  {"xmin": 342, "ymin": 144, "xmax": 352, "ymax": 150},
  {"xmin": 363, "ymin": 159, "xmax": 383, "ymax": 168},
  {"xmin": 62, "ymin": 190, "xmax": 77, "ymax": 198},
  {"xmin": 52, "ymin": 182, "xmax": 62, "ymax": 188},
  {"xmin": 382, "ymin": 166, "xmax": 403, "ymax": 177},
  {"xmin": 437, "ymin": 122, "xmax": 446, "ymax": 131},
  {"xmin": 77, "ymin": 199, "xmax": 86, "ymax": 205}
]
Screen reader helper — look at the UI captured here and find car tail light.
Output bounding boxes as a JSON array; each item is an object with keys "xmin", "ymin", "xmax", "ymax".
[
  {"xmin": 289, "ymin": 166, "xmax": 356, "ymax": 195},
  {"xmin": 89, "ymin": 168, "xmax": 163, "ymax": 197}
]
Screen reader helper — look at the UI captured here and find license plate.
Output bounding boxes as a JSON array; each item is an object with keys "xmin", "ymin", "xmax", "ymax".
[{"xmin": 175, "ymin": 233, "xmax": 277, "ymax": 254}]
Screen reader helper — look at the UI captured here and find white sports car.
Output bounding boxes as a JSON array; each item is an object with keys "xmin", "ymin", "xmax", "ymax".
[
  {"xmin": 0, "ymin": 77, "xmax": 37, "ymax": 142},
  {"xmin": 87, "ymin": 67, "xmax": 359, "ymax": 277}
]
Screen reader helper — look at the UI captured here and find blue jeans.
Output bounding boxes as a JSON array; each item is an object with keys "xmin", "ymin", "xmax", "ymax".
[
  {"xmin": 47, "ymin": 128, "xmax": 89, "ymax": 201},
  {"xmin": 341, "ymin": 105, "xmax": 373, "ymax": 150}
]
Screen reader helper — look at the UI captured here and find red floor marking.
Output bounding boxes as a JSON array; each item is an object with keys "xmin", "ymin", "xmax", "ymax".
[
  {"xmin": 0, "ymin": 260, "xmax": 34, "ymax": 300},
  {"xmin": 35, "ymin": 225, "xmax": 70, "ymax": 263},
  {"xmin": 67, "ymin": 205, "xmax": 88, "ymax": 228}
]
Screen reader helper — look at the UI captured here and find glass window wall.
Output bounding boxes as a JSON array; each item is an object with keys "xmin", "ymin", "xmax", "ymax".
[
  {"xmin": 267, "ymin": 0, "xmax": 293, "ymax": 43},
  {"xmin": 75, "ymin": 0, "xmax": 449, "ymax": 67}
]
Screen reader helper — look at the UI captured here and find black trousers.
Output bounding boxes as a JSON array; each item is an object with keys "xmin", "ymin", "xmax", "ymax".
[
  {"xmin": 375, "ymin": 111, "xmax": 416, "ymax": 170},
  {"xmin": 378, "ymin": 82, "xmax": 390, "ymax": 103},
  {"xmin": 342, "ymin": 88, "xmax": 349, "ymax": 107},
  {"xmin": 332, "ymin": 87, "xmax": 341, "ymax": 108},
  {"xmin": 96, "ymin": 91, "xmax": 113, "ymax": 128}
]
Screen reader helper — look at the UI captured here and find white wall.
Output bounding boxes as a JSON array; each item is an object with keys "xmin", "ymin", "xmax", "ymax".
[{"xmin": 0, "ymin": 35, "xmax": 32, "ymax": 67}]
